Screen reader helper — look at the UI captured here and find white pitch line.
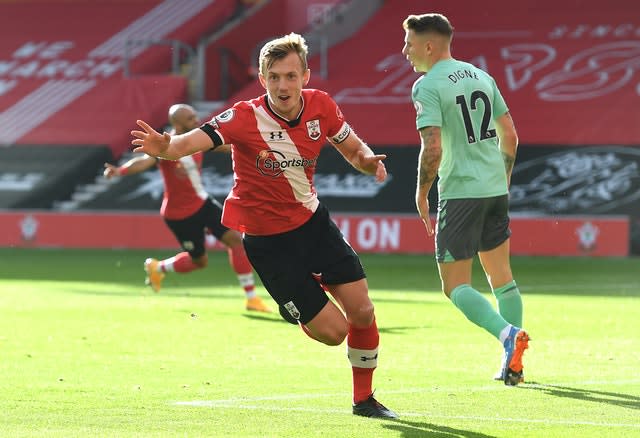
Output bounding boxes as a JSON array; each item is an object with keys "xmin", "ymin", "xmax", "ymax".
[
  {"xmin": 519, "ymin": 283, "xmax": 639, "ymax": 292},
  {"xmin": 175, "ymin": 378, "xmax": 640, "ymax": 405},
  {"xmin": 173, "ymin": 402, "xmax": 640, "ymax": 429},
  {"xmin": 173, "ymin": 379, "xmax": 640, "ymax": 429}
]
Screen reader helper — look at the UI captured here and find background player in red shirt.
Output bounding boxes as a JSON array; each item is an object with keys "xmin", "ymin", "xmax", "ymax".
[
  {"xmin": 130, "ymin": 34, "xmax": 397, "ymax": 418},
  {"xmin": 104, "ymin": 104, "xmax": 271, "ymax": 313}
]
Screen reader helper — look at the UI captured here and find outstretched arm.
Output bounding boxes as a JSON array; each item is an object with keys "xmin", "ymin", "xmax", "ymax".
[
  {"xmin": 103, "ymin": 155, "xmax": 156, "ymax": 179},
  {"xmin": 131, "ymin": 120, "xmax": 215, "ymax": 160},
  {"xmin": 416, "ymin": 126, "xmax": 441, "ymax": 236},
  {"xmin": 331, "ymin": 128, "xmax": 387, "ymax": 183}
]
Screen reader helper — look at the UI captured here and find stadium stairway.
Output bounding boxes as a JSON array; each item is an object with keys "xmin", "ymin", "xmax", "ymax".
[
  {"xmin": 0, "ymin": 0, "xmax": 239, "ymax": 159},
  {"xmin": 198, "ymin": 0, "xmax": 382, "ymax": 102}
]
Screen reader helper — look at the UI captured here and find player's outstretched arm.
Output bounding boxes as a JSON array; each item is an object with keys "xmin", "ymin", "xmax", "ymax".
[
  {"xmin": 131, "ymin": 120, "xmax": 213, "ymax": 160},
  {"xmin": 103, "ymin": 155, "xmax": 156, "ymax": 179},
  {"xmin": 332, "ymin": 129, "xmax": 387, "ymax": 183}
]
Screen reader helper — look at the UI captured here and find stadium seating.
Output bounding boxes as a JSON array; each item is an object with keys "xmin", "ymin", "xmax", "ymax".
[
  {"xmin": 0, "ymin": 0, "xmax": 238, "ymax": 158},
  {"xmin": 227, "ymin": 0, "xmax": 640, "ymax": 147},
  {"xmin": 0, "ymin": 0, "xmax": 637, "ymax": 255},
  {"xmin": 200, "ymin": 0, "xmax": 349, "ymax": 101}
]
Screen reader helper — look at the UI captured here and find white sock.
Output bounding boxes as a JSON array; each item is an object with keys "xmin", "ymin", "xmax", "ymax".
[
  {"xmin": 499, "ymin": 325, "xmax": 513, "ymax": 345},
  {"xmin": 237, "ymin": 273, "xmax": 255, "ymax": 297},
  {"xmin": 161, "ymin": 257, "xmax": 176, "ymax": 272}
]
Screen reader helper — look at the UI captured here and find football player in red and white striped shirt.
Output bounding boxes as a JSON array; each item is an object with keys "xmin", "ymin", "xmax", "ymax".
[
  {"xmin": 132, "ymin": 34, "xmax": 397, "ymax": 418},
  {"xmin": 105, "ymin": 104, "xmax": 271, "ymax": 313}
]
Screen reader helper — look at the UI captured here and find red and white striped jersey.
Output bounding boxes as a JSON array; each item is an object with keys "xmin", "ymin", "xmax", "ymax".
[
  {"xmin": 200, "ymin": 89, "xmax": 350, "ymax": 235},
  {"xmin": 157, "ymin": 151, "xmax": 208, "ymax": 220}
]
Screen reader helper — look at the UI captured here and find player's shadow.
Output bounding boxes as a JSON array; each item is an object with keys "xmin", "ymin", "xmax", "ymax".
[
  {"xmin": 524, "ymin": 384, "xmax": 640, "ymax": 410},
  {"xmin": 242, "ymin": 313, "xmax": 287, "ymax": 323},
  {"xmin": 383, "ymin": 420, "xmax": 496, "ymax": 438},
  {"xmin": 64, "ymin": 285, "xmax": 245, "ymax": 300},
  {"xmin": 240, "ymin": 314, "xmax": 433, "ymax": 331}
]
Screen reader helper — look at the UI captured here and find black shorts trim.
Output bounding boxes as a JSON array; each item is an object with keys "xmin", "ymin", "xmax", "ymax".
[
  {"xmin": 164, "ymin": 197, "xmax": 229, "ymax": 258},
  {"xmin": 242, "ymin": 203, "xmax": 365, "ymax": 324}
]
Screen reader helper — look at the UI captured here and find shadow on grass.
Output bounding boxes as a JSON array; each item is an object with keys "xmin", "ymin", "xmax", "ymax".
[
  {"xmin": 3, "ymin": 248, "xmax": 638, "ymax": 297},
  {"xmin": 6, "ymin": 248, "xmax": 640, "ymax": 304},
  {"xmin": 524, "ymin": 383, "xmax": 640, "ymax": 410},
  {"xmin": 62, "ymin": 285, "xmax": 253, "ymax": 301},
  {"xmin": 241, "ymin": 312, "xmax": 432, "ymax": 333},
  {"xmin": 61, "ymin": 284, "xmax": 448, "ymax": 308},
  {"xmin": 242, "ymin": 313, "xmax": 287, "ymax": 324},
  {"xmin": 383, "ymin": 419, "xmax": 496, "ymax": 438}
]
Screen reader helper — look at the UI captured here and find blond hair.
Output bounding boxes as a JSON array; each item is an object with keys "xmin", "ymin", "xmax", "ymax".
[{"xmin": 258, "ymin": 32, "xmax": 308, "ymax": 76}]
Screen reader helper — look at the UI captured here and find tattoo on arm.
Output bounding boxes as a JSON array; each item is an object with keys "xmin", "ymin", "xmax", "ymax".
[
  {"xmin": 502, "ymin": 151, "xmax": 515, "ymax": 176},
  {"xmin": 418, "ymin": 127, "xmax": 441, "ymax": 188}
]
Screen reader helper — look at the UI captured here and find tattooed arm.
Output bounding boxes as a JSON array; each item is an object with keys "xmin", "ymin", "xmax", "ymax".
[
  {"xmin": 495, "ymin": 111, "xmax": 518, "ymax": 187},
  {"xmin": 416, "ymin": 126, "xmax": 442, "ymax": 236}
]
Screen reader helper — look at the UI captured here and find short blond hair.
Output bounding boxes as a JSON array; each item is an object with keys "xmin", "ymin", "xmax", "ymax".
[{"xmin": 258, "ymin": 32, "xmax": 308, "ymax": 76}]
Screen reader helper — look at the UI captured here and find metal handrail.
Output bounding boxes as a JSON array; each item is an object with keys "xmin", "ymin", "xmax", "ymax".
[
  {"xmin": 122, "ymin": 38, "xmax": 196, "ymax": 78},
  {"xmin": 217, "ymin": 47, "xmax": 248, "ymax": 101}
]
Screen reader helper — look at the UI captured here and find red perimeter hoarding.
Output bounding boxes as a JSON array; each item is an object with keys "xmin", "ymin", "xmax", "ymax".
[{"xmin": 0, "ymin": 212, "xmax": 628, "ymax": 257}]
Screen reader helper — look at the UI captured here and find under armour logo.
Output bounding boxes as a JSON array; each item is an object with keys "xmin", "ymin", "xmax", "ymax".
[
  {"xmin": 361, "ymin": 353, "xmax": 378, "ymax": 362},
  {"xmin": 269, "ymin": 131, "xmax": 284, "ymax": 141}
]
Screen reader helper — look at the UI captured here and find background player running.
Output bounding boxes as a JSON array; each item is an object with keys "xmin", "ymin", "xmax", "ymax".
[{"xmin": 104, "ymin": 104, "xmax": 271, "ymax": 313}]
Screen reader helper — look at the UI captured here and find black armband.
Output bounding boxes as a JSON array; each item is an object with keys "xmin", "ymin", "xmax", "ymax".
[{"xmin": 199, "ymin": 124, "xmax": 224, "ymax": 149}]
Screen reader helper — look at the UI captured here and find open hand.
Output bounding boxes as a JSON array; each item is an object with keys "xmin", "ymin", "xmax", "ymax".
[
  {"xmin": 131, "ymin": 120, "xmax": 171, "ymax": 158},
  {"xmin": 357, "ymin": 150, "xmax": 387, "ymax": 183}
]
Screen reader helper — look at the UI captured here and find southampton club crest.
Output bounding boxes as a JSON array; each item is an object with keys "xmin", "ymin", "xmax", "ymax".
[
  {"xmin": 283, "ymin": 301, "xmax": 301, "ymax": 320},
  {"xmin": 306, "ymin": 119, "xmax": 321, "ymax": 140},
  {"xmin": 576, "ymin": 221, "xmax": 599, "ymax": 252}
]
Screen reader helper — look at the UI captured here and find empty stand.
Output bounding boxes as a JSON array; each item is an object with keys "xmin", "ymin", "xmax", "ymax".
[
  {"xmin": 0, "ymin": 0, "xmax": 237, "ymax": 158},
  {"xmin": 226, "ymin": 0, "xmax": 640, "ymax": 147},
  {"xmin": 0, "ymin": 145, "xmax": 112, "ymax": 209}
]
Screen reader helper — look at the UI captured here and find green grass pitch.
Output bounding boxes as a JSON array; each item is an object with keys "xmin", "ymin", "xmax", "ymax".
[{"xmin": 0, "ymin": 248, "xmax": 638, "ymax": 437}]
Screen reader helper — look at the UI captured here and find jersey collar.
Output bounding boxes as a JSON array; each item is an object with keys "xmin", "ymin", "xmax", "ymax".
[{"xmin": 264, "ymin": 94, "xmax": 305, "ymax": 128}]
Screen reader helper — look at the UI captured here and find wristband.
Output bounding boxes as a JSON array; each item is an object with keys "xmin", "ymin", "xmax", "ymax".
[{"xmin": 118, "ymin": 166, "xmax": 129, "ymax": 176}]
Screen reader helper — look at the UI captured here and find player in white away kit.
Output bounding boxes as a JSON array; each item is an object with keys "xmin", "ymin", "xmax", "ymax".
[
  {"xmin": 104, "ymin": 104, "xmax": 271, "ymax": 313},
  {"xmin": 131, "ymin": 34, "xmax": 397, "ymax": 418}
]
